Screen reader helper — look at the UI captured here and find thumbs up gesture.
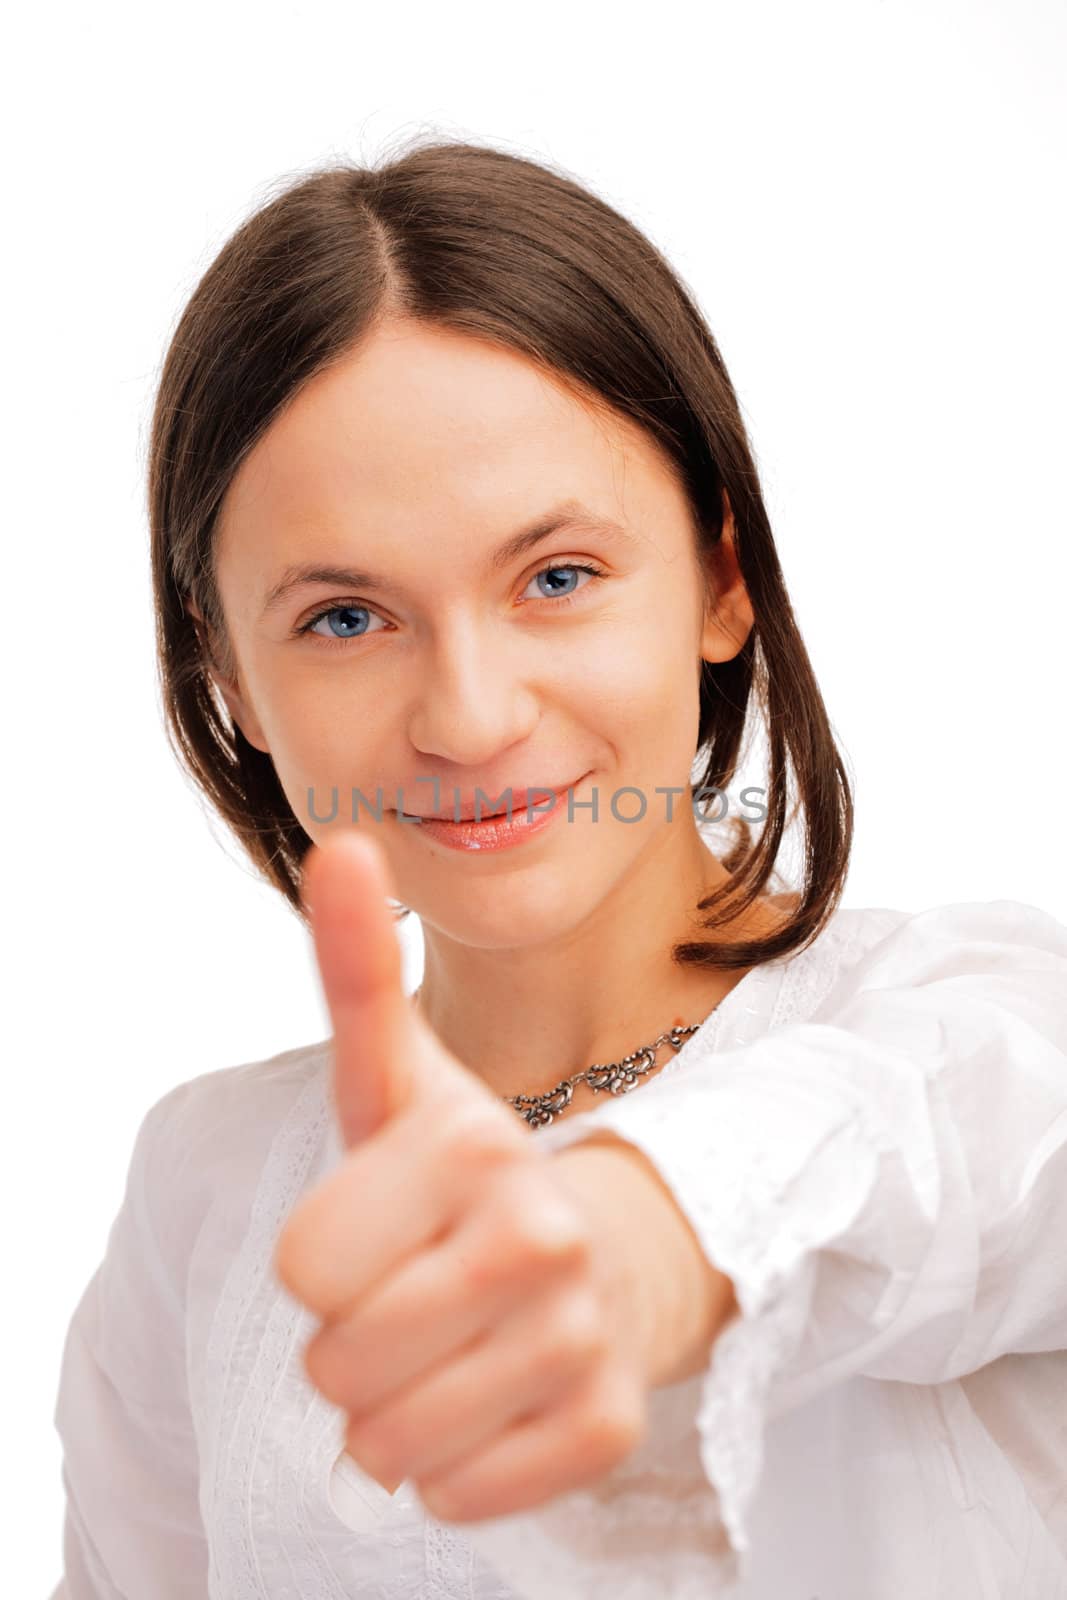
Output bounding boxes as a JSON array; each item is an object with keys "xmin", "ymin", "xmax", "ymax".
[{"xmin": 274, "ymin": 831, "xmax": 733, "ymax": 1525}]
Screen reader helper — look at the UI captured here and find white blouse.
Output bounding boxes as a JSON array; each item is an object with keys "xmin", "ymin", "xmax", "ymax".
[{"xmin": 50, "ymin": 896, "xmax": 1067, "ymax": 1599}]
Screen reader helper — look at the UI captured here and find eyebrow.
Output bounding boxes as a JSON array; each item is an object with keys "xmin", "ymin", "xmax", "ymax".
[{"xmin": 259, "ymin": 500, "xmax": 634, "ymax": 617}]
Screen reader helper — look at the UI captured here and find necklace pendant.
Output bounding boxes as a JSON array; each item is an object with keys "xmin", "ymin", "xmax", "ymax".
[
  {"xmin": 665, "ymin": 1024, "xmax": 693, "ymax": 1050},
  {"xmin": 508, "ymin": 1077, "xmax": 577, "ymax": 1129},
  {"xmin": 586, "ymin": 1044, "xmax": 658, "ymax": 1097},
  {"xmin": 503, "ymin": 1020, "xmax": 703, "ymax": 1128}
]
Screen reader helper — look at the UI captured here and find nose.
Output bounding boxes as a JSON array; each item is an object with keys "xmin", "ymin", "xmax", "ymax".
[{"xmin": 405, "ymin": 622, "xmax": 540, "ymax": 765}]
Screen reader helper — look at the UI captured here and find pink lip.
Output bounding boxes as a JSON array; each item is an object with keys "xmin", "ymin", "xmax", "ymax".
[
  {"xmin": 400, "ymin": 784, "xmax": 578, "ymax": 822},
  {"xmin": 396, "ymin": 776, "xmax": 588, "ymax": 854}
]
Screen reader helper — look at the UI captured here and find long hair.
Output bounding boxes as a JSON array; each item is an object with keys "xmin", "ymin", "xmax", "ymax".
[{"xmin": 148, "ymin": 135, "xmax": 853, "ymax": 970}]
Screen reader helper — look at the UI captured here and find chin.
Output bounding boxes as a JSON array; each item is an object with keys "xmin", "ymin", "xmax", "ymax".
[{"xmin": 417, "ymin": 873, "xmax": 585, "ymax": 950}]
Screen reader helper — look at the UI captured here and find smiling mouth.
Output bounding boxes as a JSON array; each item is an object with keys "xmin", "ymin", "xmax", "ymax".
[{"xmin": 391, "ymin": 777, "xmax": 586, "ymax": 824}]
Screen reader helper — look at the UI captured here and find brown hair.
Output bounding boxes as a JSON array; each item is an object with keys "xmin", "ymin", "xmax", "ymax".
[{"xmin": 148, "ymin": 135, "xmax": 853, "ymax": 970}]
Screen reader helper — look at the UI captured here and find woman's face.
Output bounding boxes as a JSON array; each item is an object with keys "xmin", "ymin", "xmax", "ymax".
[{"xmin": 207, "ymin": 317, "xmax": 752, "ymax": 949}]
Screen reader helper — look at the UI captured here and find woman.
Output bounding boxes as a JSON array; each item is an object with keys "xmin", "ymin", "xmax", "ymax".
[{"xmin": 51, "ymin": 139, "xmax": 1067, "ymax": 1599}]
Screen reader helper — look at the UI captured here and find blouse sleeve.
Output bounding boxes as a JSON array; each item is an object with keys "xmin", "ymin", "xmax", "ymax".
[
  {"xmin": 457, "ymin": 897, "xmax": 1067, "ymax": 1598},
  {"xmin": 50, "ymin": 1087, "xmax": 210, "ymax": 1598}
]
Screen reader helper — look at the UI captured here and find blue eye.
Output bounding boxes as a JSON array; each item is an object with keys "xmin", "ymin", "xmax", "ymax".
[
  {"xmin": 296, "ymin": 560, "xmax": 607, "ymax": 649},
  {"xmin": 302, "ymin": 603, "xmax": 379, "ymax": 642},
  {"xmin": 527, "ymin": 563, "xmax": 600, "ymax": 601}
]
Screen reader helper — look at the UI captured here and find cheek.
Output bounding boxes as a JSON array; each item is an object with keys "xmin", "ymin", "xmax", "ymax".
[
  {"xmin": 250, "ymin": 673, "xmax": 387, "ymax": 835},
  {"xmin": 570, "ymin": 627, "xmax": 698, "ymax": 747}
]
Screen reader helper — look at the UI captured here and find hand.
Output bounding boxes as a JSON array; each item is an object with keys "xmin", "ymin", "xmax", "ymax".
[{"xmin": 273, "ymin": 830, "xmax": 655, "ymax": 1525}]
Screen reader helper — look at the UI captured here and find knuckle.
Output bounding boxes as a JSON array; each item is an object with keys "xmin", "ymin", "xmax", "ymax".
[
  {"xmin": 303, "ymin": 1327, "xmax": 341, "ymax": 1400},
  {"xmin": 501, "ymin": 1202, "xmax": 553, "ymax": 1267},
  {"xmin": 542, "ymin": 1292, "xmax": 607, "ymax": 1377},
  {"xmin": 274, "ymin": 1203, "xmax": 344, "ymax": 1317},
  {"xmin": 273, "ymin": 1228, "xmax": 312, "ymax": 1301},
  {"xmin": 302, "ymin": 1332, "xmax": 326, "ymax": 1391},
  {"xmin": 454, "ymin": 1181, "xmax": 588, "ymax": 1297},
  {"xmin": 500, "ymin": 1178, "xmax": 591, "ymax": 1274},
  {"xmin": 452, "ymin": 1231, "xmax": 502, "ymax": 1297},
  {"xmin": 346, "ymin": 1417, "xmax": 402, "ymax": 1484},
  {"xmin": 444, "ymin": 1107, "xmax": 522, "ymax": 1172},
  {"xmin": 419, "ymin": 1472, "xmax": 474, "ymax": 1523},
  {"xmin": 579, "ymin": 1376, "xmax": 646, "ymax": 1468}
]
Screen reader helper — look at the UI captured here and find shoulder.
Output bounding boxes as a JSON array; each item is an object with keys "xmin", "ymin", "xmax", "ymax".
[
  {"xmin": 808, "ymin": 896, "xmax": 1067, "ymax": 1020},
  {"xmin": 130, "ymin": 1035, "xmax": 332, "ymax": 1275},
  {"xmin": 139, "ymin": 1033, "xmax": 331, "ymax": 1165},
  {"xmin": 828, "ymin": 894, "xmax": 1067, "ymax": 972}
]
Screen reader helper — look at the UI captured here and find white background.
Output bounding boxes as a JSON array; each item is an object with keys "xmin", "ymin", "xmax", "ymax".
[{"xmin": 6, "ymin": 0, "xmax": 1064, "ymax": 1589}]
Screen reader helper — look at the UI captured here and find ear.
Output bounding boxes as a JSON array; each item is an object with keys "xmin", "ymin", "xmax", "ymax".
[
  {"xmin": 699, "ymin": 490, "xmax": 755, "ymax": 665},
  {"xmin": 183, "ymin": 594, "xmax": 271, "ymax": 754}
]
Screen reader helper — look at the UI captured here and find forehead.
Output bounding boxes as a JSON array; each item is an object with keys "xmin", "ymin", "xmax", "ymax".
[{"xmin": 215, "ymin": 320, "xmax": 690, "ymax": 580}]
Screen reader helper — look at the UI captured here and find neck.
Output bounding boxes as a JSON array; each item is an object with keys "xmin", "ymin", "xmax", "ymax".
[{"xmin": 410, "ymin": 823, "xmax": 790, "ymax": 1104}]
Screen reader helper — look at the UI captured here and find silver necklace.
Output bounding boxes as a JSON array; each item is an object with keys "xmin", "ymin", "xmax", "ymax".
[{"xmin": 410, "ymin": 988, "xmax": 705, "ymax": 1129}]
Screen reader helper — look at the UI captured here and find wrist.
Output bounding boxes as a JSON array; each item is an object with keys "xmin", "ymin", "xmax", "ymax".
[{"xmin": 548, "ymin": 1132, "xmax": 737, "ymax": 1389}]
